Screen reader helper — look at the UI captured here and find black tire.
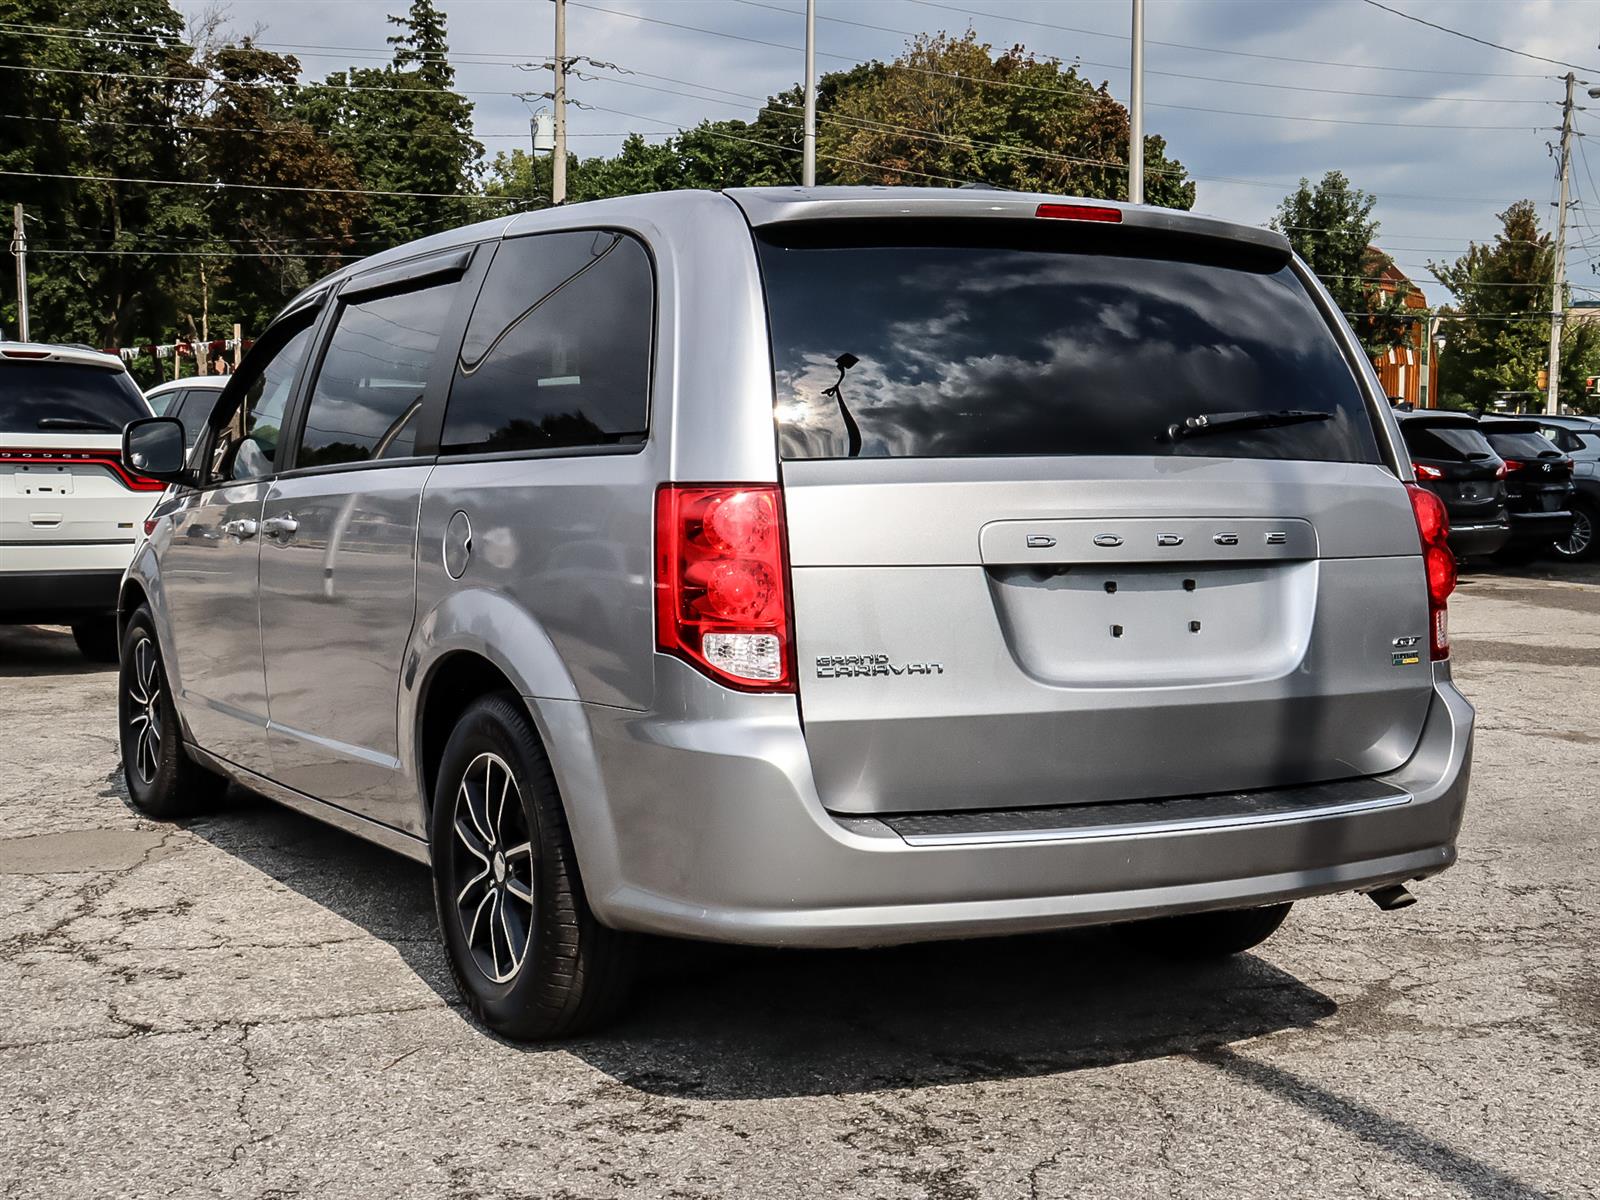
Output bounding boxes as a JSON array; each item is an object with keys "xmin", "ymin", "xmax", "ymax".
[
  {"xmin": 71, "ymin": 618, "xmax": 121, "ymax": 663},
  {"xmin": 1123, "ymin": 902, "xmax": 1292, "ymax": 959},
  {"xmin": 1552, "ymin": 499, "xmax": 1597, "ymax": 562},
  {"xmin": 429, "ymin": 692, "xmax": 634, "ymax": 1040},
  {"xmin": 118, "ymin": 606, "xmax": 229, "ymax": 819}
]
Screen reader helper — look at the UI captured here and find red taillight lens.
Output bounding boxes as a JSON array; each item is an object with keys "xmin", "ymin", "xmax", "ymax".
[
  {"xmin": 1412, "ymin": 462, "xmax": 1443, "ymax": 481},
  {"xmin": 1502, "ymin": 459, "xmax": 1524, "ymax": 474},
  {"xmin": 655, "ymin": 484, "xmax": 793, "ymax": 691},
  {"xmin": 1035, "ymin": 203, "xmax": 1123, "ymax": 223},
  {"xmin": 1406, "ymin": 483, "xmax": 1455, "ymax": 661},
  {"xmin": 143, "ymin": 517, "xmax": 159, "ymax": 537}
]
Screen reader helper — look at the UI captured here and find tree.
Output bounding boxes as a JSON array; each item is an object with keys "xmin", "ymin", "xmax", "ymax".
[
  {"xmin": 1271, "ymin": 171, "xmax": 1413, "ymax": 355},
  {"xmin": 819, "ymin": 32, "xmax": 1194, "ymax": 206},
  {"xmin": 1429, "ymin": 200, "xmax": 1599, "ymax": 413},
  {"xmin": 296, "ymin": 0, "xmax": 484, "ymax": 250}
]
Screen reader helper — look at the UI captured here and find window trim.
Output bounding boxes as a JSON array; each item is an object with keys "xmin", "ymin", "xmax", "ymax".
[
  {"xmin": 432, "ymin": 226, "xmax": 659, "ymax": 462},
  {"xmin": 183, "ymin": 298, "xmax": 332, "ymax": 492},
  {"xmin": 278, "ymin": 243, "xmax": 491, "ymax": 475}
]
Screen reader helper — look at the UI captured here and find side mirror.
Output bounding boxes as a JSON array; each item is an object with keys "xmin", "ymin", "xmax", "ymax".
[{"xmin": 123, "ymin": 416, "xmax": 191, "ymax": 484}]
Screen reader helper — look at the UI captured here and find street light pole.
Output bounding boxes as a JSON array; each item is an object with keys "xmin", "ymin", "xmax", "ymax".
[
  {"xmin": 552, "ymin": 0, "xmax": 568, "ymax": 205},
  {"xmin": 802, "ymin": 0, "xmax": 817, "ymax": 186},
  {"xmin": 1128, "ymin": 0, "xmax": 1145, "ymax": 205}
]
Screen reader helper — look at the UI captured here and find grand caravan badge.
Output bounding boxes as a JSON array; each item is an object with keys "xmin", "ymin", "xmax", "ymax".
[{"xmin": 816, "ymin": 654, "xmax": 944, "ymax": 679}]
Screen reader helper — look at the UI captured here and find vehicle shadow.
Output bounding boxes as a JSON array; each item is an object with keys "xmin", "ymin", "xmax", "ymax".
[
  {"xmin": 186, "ymin": 790, "xmax": 1339, "ymax": 1102},
  {"xmin": 0, "ymin": 624, "xmax": 114, "ymax": 678}
]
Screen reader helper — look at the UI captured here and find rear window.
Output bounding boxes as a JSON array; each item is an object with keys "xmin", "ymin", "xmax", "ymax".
[
  {"xmin": 757, "ymin": 223, "xmax": 1380, "ymax": 463},
  {"xmin": 1401, "ymin": 421, "xmax": 1496, "ymax": 462},
  {"xmin": 0, "ymin": 362, "xmax": 147, "ymax": 433},
  {"xmin": 1485, "ymin": 429, "xmax": 1561, "ymax": 459}
]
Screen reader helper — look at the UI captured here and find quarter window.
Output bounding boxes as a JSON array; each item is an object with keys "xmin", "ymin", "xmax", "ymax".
[
  {"xmin": 297, "ymin": 281, "xmax": 459, "ymax": 469},
  {"xmin": 441, "ymin": 230, "xmax": 652, "ymax": 456}
]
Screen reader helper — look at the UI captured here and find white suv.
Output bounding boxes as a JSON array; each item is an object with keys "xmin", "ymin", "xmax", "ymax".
[{"xmin": 1, "ymin": 343, "xmax": 159, "ymax": 659}]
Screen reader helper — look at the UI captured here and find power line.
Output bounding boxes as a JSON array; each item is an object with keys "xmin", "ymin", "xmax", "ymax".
[
  {"xmin": 0, "ymin": 167, "xmax": 519, "ymax": 203},
  {"xmin": 0, "ymin": 61, "xmax": 531, "ymax": 98},
  {"xmin": 734, "ymin": 0, "xmax": 1549, "ymax": 103},
  {"xmin": 566, "ymin": 3, "xmax": 1540, "ymax": 133},
  {"xmin": 1360, "ymin": 0, "xmax": 1600, "ymax": 74},
  {"xmin": 900, "ymin": 0, "xmax": 1551, "ymax": 79}
]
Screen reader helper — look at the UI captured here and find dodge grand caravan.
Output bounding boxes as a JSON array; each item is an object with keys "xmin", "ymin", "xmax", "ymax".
[{"xmin": 117, "ymin": 188, "xmax": 1474, "ymax": 1040}]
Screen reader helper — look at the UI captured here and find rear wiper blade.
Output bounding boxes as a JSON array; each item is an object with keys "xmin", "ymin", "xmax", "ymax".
[
  {"xmin": 36, "ymin": 417, "xmax": 118, "ymax": 431},
  {"xmin": 1166, "ymin": 409, "xmax": 1332, "ymax": 441}
]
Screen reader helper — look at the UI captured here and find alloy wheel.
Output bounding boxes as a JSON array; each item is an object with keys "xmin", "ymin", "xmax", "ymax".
[
  {"xmin": 125, "ymin": 636, "xmax": 163, "ymax": 786},
  {"xmin": 1556, "ymin": 507, "xmax": 1593, "ymax": 559},
  {"xmin": 450, "ymin": 752, "xmax": 535, "ymax": 984}
]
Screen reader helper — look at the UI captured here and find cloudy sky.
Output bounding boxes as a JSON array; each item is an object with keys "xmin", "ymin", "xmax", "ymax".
[{"xmin": 176, "ymin": 0, "xmax": 1600, "ymax": 305}]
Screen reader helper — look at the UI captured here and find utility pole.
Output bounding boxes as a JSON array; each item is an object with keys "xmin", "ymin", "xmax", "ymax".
[
  {"xmin": 802, "ymin": 0, "xmax": 817, "ymax": 186},
  {"xmin": 1128, "ymin": 0, "xmax": 1145, "ymax": 205},
  {"xmin": 10, "ymin": 203, "xmax": 28, "ymax": 342},
  {"xmin": 1547, "ymin": 71, "xmax": 1576, "ymax": 415},
  {"xmin": 552, "ymin": 0, "xmax": 568, "ymax": 205}
]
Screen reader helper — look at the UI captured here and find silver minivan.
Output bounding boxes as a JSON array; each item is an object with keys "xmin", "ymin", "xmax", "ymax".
[{"xmin": 118, "ymin": 188, "xmax": 1474, "ymax": 1039}]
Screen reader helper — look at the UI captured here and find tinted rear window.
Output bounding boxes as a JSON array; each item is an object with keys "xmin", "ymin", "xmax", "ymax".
[
  {"xmin": 1401, "ymin": 421, "xmax": 1496, "ymax": 462},
  {"xmin": 0, "ymin": 362, "xmax": 147, "ymax": 432},
  {"xmin": 757, "ymin": 224, "xmax": 1379, "ymax": 463},
  {"xmin": 1484, "ymin": 430, "xmax": 1560, "ymax": 459}
]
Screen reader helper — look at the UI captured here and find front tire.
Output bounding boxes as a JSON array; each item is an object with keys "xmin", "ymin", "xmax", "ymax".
[
  {"xmin": 1123, "ymin": 902, "xmax": 1292, "ymax": 959},
  {"xmin": 72, "ymin": 618, "xmax": 121, "ymax": 663},
  {"xmin": 429, "ymin": 693, "xmax": 634, "ymax": 1040},
  {"xmin": 118, "ymin": 607, "xmax": 228, "ymax": 819}
]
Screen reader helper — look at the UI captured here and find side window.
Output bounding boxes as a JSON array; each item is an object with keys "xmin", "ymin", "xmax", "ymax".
[
  {"xmin": 296, "ymin": 282, "xmax": 459, "ymax": 469},
  {"xmin": 211, "ymin": 321, "xmax": 317, "ymax": 483},
  {"xmin": 173, "ymin": 390, "xmax": 215, "ymax": 447},
  {"xmin": 441, "ymin": 231, "xmax": 652, "ymax": 456},
  {"xmin": 149, "ymin": 387, "xmax": 184, "ymax": 417}
]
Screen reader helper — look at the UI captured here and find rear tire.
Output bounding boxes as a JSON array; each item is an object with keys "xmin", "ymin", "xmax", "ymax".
[
  {"xmin": 1552, "ymin": 499, "xmax": 1597, "ymax": 562},
  {"xmin": 429, "ymin": 693, "xmax": 634, "ymax": 1040},
  {"xmin": 1124, "ymin": 902, "xmax": 1292, "ymax": 959},
  {"xmin": 72, "ymin": 618, "xmax": 121, "ymax": 663},
  {"xmin": 118, "ymin": 606, "xmax": 229, "ymax": 819}
]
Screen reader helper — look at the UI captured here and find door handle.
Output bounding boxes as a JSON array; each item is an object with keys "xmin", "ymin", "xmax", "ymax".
[
  {"xmin": 261, "ymin": 513, "xmax": 299, "ymax": 541},
  {"xmin": 220, "ymin": 518, "xmax": 258, "ymax": 540}
]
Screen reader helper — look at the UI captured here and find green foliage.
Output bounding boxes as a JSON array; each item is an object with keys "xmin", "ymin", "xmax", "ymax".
[
  {"xmin": 1429, "ymin": 200, "xmax": 1599, "ymax": 414},
  {"xmin": 1270, "ymin": 171, "xmax": 1413, "ymax": 355}
]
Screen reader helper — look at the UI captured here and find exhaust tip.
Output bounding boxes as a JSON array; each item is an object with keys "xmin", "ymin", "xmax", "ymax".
[{"xmin": 1364, "ymin": 883, "xmax": 1417, "ymax": 911}]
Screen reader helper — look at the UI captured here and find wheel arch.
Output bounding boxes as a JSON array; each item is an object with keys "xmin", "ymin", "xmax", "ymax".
[{"xmin": 404, "ymin": 589, "xmax": 626, "ymax": 914}]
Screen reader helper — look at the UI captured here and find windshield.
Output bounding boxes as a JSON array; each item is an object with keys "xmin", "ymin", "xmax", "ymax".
[
  {"xmin": 757, "ymin": 224, "xmax": 1380, "ymax": 463},
  {"xmin": 0, "ymin": 362, "xmax": 148, "ymax": 432}
]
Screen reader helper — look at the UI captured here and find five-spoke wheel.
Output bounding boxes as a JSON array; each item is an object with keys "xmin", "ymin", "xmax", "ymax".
[
  {"xmin": 450, "ymin": 752, "xmax": 536, "ymax": 984},
  {"xmin": 125, "ymin": 634, "xmax": 164, "ymax": 787},
  {"xmin": 429, "ymin": 693, "xmax": 634, "ymax": 1039}
]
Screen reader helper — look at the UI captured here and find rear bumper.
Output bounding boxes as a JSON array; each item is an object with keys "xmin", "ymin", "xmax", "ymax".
[
  {"xmin": 560, "ymin": 662, "xmax": 1474, "ymax": 948},
  {"xmin": 1505, "ymin": 510, "xmax": 1574, "ymax": 547},
  {"xmin": 0, "ymin": 568, "xmax": 125, "ymax": 622},
  {"xmin": 1447, "ymin": 519, "xmax": 1510, "ymax": 558}
]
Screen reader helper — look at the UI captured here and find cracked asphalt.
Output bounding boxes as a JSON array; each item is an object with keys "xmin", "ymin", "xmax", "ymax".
[{"xmin": 2, "ymin": 566, "xmax": 1598, "ymax": 1200}]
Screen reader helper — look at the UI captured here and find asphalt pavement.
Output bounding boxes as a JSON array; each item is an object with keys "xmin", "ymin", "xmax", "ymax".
[{"xmin": 1, "ymin": 566, "xmax": 1597, "ymax": 1199}]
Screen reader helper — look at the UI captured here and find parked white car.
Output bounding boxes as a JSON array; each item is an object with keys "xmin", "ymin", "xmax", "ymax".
[
  {"xmin": 1, "ymin": 343, "xmax": 159, "ymax": 660},
  {"xmin": 144, "ymin": 376, "xmax": 228, "ymax": 452}
]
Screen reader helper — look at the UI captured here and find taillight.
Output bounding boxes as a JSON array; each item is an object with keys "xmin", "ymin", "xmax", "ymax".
[
  {"xmin": 1412, "ymin": 462, "xmax": 1443, "ymax": 481},
  {"xmin": 1502, "ymin": 459, "xmax": 1524, "ymax": 474},
  {"xmin": 143, "ymin": 517, "xmax": 160, "ymax": 536},
  {"xmin": 0, "ymin": 448, "xmax": 165, "ymax": 491},
  {"xmin": 1035, "ymin": 203, "xmax": 1123, "ymax": 222},
  {"xmin": 1406, "ymin": 483, "xmax": 1455, "ymax": 661},
  {"xmin": 655, "ymin": 484, "xmax": 794, "ymax": 692}
]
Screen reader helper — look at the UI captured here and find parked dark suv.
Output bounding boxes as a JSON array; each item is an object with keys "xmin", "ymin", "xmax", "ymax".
[
  {"xmin": 1478, "ymin": 417, "xmax": 1574, "ymax": 560},
  {"xmin": 1396, "ymin": 411, "xmax": 1509, "ymax": 558}
]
